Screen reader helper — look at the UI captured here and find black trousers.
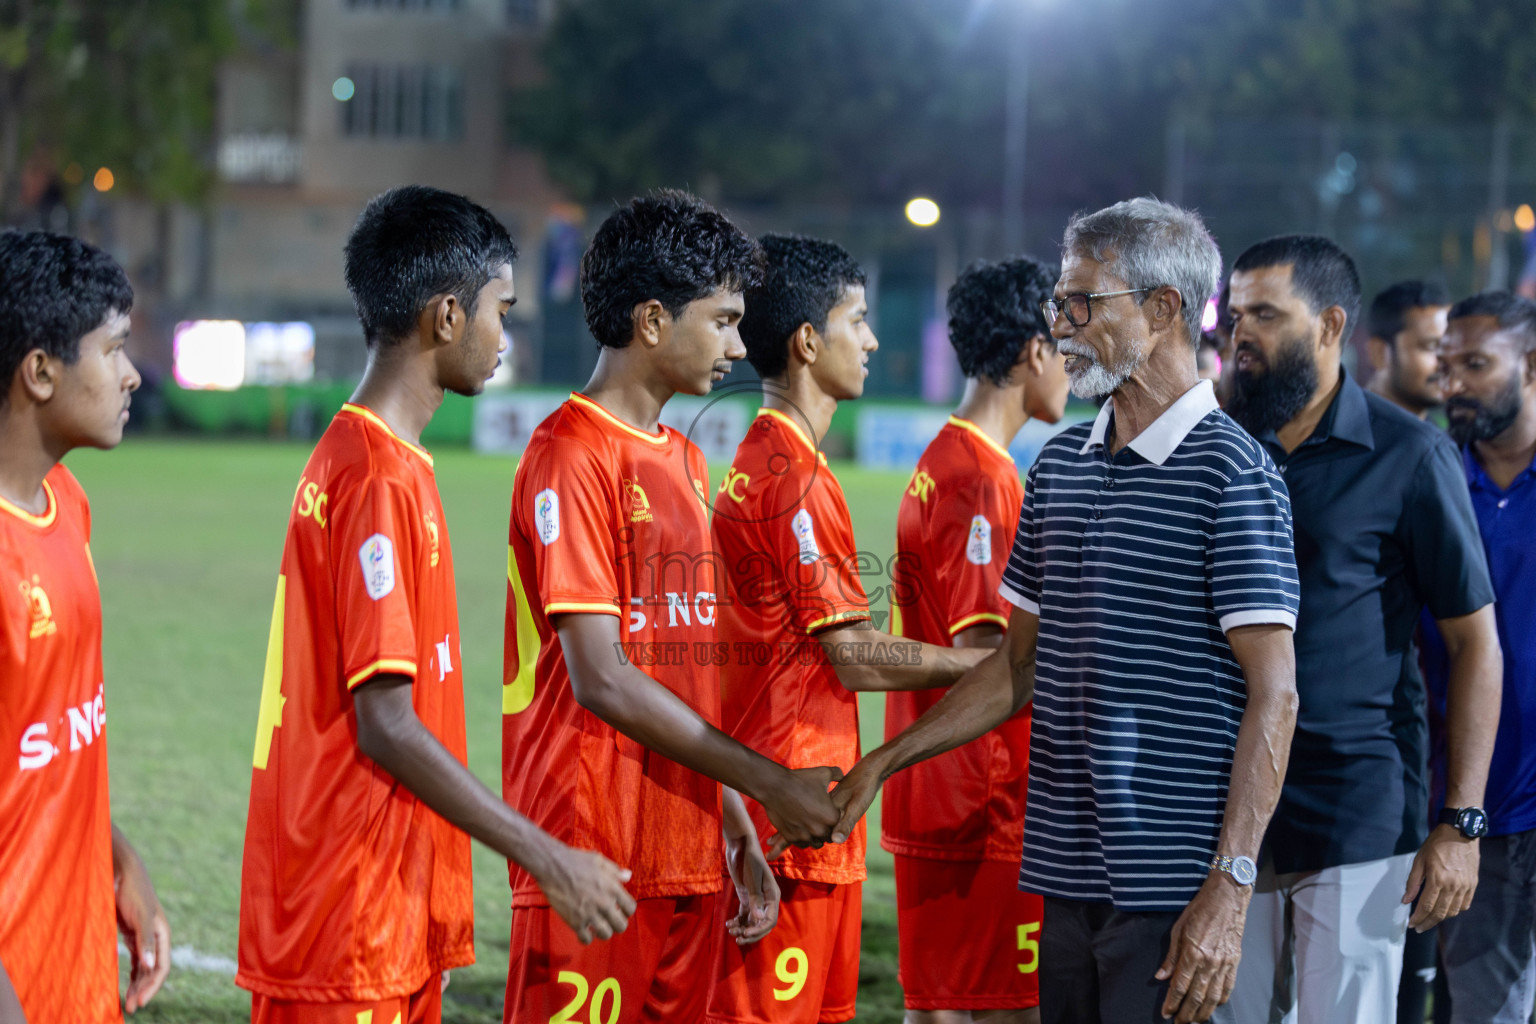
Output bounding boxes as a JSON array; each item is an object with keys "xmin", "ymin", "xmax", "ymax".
[{"xmin": 1040, "ymin": 896, "xmax": 1182, "ymax": 1024}]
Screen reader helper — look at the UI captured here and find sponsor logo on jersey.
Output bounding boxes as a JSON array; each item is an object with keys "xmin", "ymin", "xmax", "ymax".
[
  {"xmin": 534, "ymin": 488, "xmax": 560, "ymax": 544},
  {"xmin": 358, "ymin": 534, "xmax": 396, "ymax": 600},
  {"xmin": 424, "ymin": 510, "xmax": 441, "ymax": 567},
  {"xmin": 792, "ymin": 509, "xmax": 820, "ymax": 564},
  {"xmin": 624, "ymin": 478, "xmax": 654, "ymax": 523},
  {"xmin": 718, "ymin": 467, "xmax": 750, "ymax": 503},
  {"xmin": 967, "ymin": 515, "xmax": 993, "ymax": 565},
  {"xmin": 17, "ymin": 682, "xmax": 104, "ymax": 771},
  {"xmin": 19, "ymin": 575, "xmax": 57, "ymax": 639},
  {"xmin": 907, "ymin": 469, "xmax": 936, "ymax": 503}
]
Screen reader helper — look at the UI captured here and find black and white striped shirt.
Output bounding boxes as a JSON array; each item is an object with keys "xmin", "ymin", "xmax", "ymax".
[{"xmin": 1000, "ymin": 380, "xmax": 1299, "ymax": 911}]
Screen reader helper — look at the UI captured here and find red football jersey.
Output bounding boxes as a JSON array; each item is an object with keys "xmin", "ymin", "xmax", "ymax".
[
  {"xmin": 883, "ymin": 416, "xmax": 1032, "ymax": 862},
  {"xmin": 713, "ymin": 408, "xmax": 870, "ymax": 884},
  {"xmin": 503, "ymin": 392, "xmax": 724, "ymax": 905},
  {"xmin": 238, "ymin": 404, "xmax": 474, "ymax": 1002},
  {"xmin": 0, "ymin": 466, "xmax": 120, "ymax": 1023}
]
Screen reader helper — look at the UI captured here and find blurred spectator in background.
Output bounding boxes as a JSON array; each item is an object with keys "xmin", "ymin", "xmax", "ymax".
[
  {"xmin": 1367, "ymin": 280, "xmax": 1452, "ymax": 419},
  {"xmin": 1424, "ymin": 292, "xmax": 1536, "ymax": 1024},
  {"xmin": 1223, "ymin": 235, "xmax": 1501, "ymax": 1024},
  {"xmin": 1209, "ymin": 277, "xmax": 1235, "ymax": 406}
]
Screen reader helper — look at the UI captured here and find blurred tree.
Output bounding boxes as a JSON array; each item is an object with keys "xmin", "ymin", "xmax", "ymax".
[
  {"xmin": 519, "ymin": 0, "xmax": 1536, "ymax": 216},
  {"xmin": 0, "ymin": 0, "xmax": 296, "ymax": 221},
  {"xmin": 512, "ymin": 0, "xmax": 1011, "ymax": 207}
]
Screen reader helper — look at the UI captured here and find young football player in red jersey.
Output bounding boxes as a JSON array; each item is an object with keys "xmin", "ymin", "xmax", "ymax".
[
  {"xmin": 503, "ymin": 193, "xmax": 846, "ymax": 1024},
  {"xmin": 238, "ymin": 186, "xmax": 634, "ymax": 1024},
  {"xmin": 884, "ymin": 258, "xmax": 1069, "ymax": 1024},
  {"xmin": 0, "ymin": 229, "xmax": 170, "ymax": 1023},
  {"xmin": 706, "ymin": 234, "xmax": 990, "ymax": 1024}
]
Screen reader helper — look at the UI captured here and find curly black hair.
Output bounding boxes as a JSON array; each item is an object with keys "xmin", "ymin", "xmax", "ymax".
[
  {"xmin": 580, "ymin": 190, "xmax": 763, "ymax": 349},
  {"xmin": 946, "ymin": 257, "xmax": 1056, "ymax": 386},
  {"xmin": 739, "ymin": 233, "xmax": 866, "ymax": 379},
  {"xmin": 0, "ymin": 229, "xmax": 133, "ymax": 398},
  {"xmin": 344, "ymin": 185, "xmax": 518, "ymax": 349}
]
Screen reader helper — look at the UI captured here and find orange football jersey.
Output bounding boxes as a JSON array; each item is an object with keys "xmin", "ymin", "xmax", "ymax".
[
  {"xmin": 503, "ymin": 392, "xmax": 724, "ymax": 905},
  {"xmin": 713, "ymin": 408, "xmax": 870, "ymax": 884},
  {"xmin": 883, "ymin": 416, "xmax": 1032, "ymax": 861},
  {"xmin": 238, "ymin": 404, "xmax": 474, "ymax": 1002},
  {"xmin": 0, "ymin": 465, "xmax": 120, "ymax": 1023}
]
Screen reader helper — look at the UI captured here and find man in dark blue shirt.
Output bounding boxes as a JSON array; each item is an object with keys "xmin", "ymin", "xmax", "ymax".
[
  {"xmin": 1426, "ymin": 291, "xmax": 1536, "ymax": 1023},
  {"xmin": 1220, "ymin": 235, "xmax": 1501, "ymax": 1024}
]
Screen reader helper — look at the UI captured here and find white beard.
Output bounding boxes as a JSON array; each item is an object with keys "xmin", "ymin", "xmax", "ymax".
[{"xmin": 1061, "ymin": 338, "xmax": 1146, "ymax": 399}]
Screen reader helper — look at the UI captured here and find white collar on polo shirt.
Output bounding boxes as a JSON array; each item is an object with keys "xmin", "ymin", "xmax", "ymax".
[{"xmin": 1080, "ymin": 379, "xmax": 1220, "ymax": 466}]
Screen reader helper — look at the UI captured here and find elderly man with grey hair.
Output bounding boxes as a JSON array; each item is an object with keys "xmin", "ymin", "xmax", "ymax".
[{"xmin": 830, "ymin": 198, "xmax": 1301, "ymax": 1024}]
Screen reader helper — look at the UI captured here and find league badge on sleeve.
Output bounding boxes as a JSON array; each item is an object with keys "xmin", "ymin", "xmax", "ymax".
[
  {"xmin": 534, "ymin": 488, "xmax": 560, "ymax": 545},
  {"xmin": 792, "ymin": 509, "xmax": 820, "ymax": 565},
  {"xmin": 966, "ymin": 515, "xmax": 993, "ymax": 565},
  {"xmin": 358, "ymin": 534, "xmax": 396, "ymax": 600}
]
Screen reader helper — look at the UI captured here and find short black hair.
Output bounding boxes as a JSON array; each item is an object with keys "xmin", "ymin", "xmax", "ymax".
[
  {"xmin": 580, "ymin": 189, "xmax": 763, "ymax": 349},
  {"xmin": 1233, "ymin": 234, "xmax": 1362, "ymax": 335},
  {"xmin": 344, "ymin": 185, "xmax": 518, "ymax": 348},
  {"xmin": 1448, "ymin": 291, "xmax": 1536, "ymax": 353},
  {"xmin": 946, "ymin": 257, "xmax": 1055, "ymax": 386},
  {"xmin": 739, "ymin": 233, "xmax": 866, "ymax": 379},
  {"xmin": 0, "ymin": 229, "xmax": 133, "ymax": 394},
  {"xmin": 1369, "ymin": 280, "xmax": 1451, "ymax": 344},
  {"xmin": 1214, "ymin": 276, "xmax": 1233, "ymax": 329}
]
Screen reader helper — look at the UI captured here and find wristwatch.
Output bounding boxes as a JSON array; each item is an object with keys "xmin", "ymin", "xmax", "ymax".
[
  {"xmin": 1210, "ymin": 854, "xmax": 1258, "ymax": 886},
  {"xmin": 1438, "ymin": 806, "xmax": 1490, "ymax": 839}
]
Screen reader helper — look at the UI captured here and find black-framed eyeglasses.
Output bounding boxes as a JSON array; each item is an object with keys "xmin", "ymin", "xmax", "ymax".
[{"xmin": 1040, "ymin": 288, "xmax": 1156, "ymax": 327}]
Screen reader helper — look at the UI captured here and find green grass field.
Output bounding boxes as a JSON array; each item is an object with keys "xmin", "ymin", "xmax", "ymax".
[{"xmin": 68, "ymin": 438, "xmax": 912, "ymax": 1023}]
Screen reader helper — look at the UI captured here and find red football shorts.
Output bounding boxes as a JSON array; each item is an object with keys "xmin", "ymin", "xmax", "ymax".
[
  {"xmin": 707, "ymin": 877, "xmax": 861, "ymax": 1024},
  {"xmin": 894, "ymin": 856, "xmax": 1043, "ymax": 1011},
  {"xmin": 250, "ymin": 973, "xmax": 444, "ymax": 1024},
  {"xmin": 504, "ymin": 892, "xmax": 721, "ymax": 1024}
]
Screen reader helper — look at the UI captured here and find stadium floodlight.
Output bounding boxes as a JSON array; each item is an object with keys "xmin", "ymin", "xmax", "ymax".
[
  {"xmin": 1517, "ymin": 204, "xmax": 1536, "ymax": 234},
  {"xmin": 332, "ymin": 77, "xmax": 355, "ymax": 102},
  {"xmin": 905, "ymin": 197, "xmax": 941, "ymax": 227}
]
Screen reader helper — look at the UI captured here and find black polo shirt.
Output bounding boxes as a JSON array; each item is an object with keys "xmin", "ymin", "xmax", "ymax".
[{"xmin": 1251, "ymin": 372, "xmax": 1494, "ymax": 874}]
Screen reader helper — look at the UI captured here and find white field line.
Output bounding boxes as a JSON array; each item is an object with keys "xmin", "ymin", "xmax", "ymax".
[{"xmin": 118, "ymin": 942, "xmax": 238, "ymax": 975}]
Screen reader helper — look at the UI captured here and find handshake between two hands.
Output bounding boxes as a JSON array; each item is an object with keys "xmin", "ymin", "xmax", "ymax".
[{"xmin": 760, "ymin": 756, "xmax": 884, "ymax": 861}]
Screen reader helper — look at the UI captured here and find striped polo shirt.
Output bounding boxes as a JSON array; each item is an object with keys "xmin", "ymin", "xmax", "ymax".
[{"xmin": 1000, "ymin": 380, "xmax": 1299, "ymax": 911}]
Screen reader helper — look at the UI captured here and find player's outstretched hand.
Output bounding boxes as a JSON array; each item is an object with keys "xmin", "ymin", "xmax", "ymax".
[
  {"xmin": 725, "ymin": 831, "xmax": 781, "ymax": 946},
  {"xmin": 540, "ymin": 846, "xmax": 637, "ymax": 945},
  {"xmin": 828, "ymin": 756, "xmax": 883, "ymax": 846},
  {"xmin": 760, "ymin": 765, "xmax": 843, "ymax": 859},
  {"xmin": 112, "ymin": 829, "xmax": 170, "ymax": 1014}
]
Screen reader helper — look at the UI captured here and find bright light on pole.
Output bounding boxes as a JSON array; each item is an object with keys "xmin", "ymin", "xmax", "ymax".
[
  {"xmin": 332, "ymin": 77, "xmax": 356, "ymax": 102},
  {"xmin": 905, "ymin": 197, "xmax": 941, "ymax": 227}
]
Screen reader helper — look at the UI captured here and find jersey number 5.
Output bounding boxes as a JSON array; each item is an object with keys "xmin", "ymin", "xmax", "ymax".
[{"xmin": 1017, "ymin": 921, "xmax": 1040, "ymax": 974}]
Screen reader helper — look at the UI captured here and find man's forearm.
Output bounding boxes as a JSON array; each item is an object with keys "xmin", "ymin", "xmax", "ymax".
[
  {"xmin": 576, "ymin": 661, "xmax": 787, "ymax": 803},
  {"xmin": 819, "ymin": 622, "xmax": 986, "ymax": 692},
  {"xmin": 1216, "ymin": 626, "xmax": 1298, "ymax": 858},
  {"xmin": 355, "ymin": 678, "xmax": 564, "ymax": 878},
  {"xmin": 1215, "ymin": 683, "xmax": 1296, "ymax": 857},
  {"xmin": 859, "ymin": 646, "xmax": 1028, "ymax": 781},
  {"xmin": 1441, "ymin": 609, "xmax": 1502, "ymax": 809}
]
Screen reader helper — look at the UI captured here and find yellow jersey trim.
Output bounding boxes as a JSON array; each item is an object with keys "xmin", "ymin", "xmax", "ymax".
[
  {"xmin": 756, "ymin": 407, "xmax": 819, "ymax": 456},
  {"xmin": 346, "ymin": 657, "xmax": 418, "ymax": 689},
  {"xmin": 545, "ymin": 601, "xmax": 623, "ymax": 617},
  {"xmin": 948, "ymin": 611, "xmax": 1010, "ymax": 635},
  {"xmin": 947, "ymin": 416, "xmax": 1015, "ymax": 464},
  {"xmin": 569, "ymin": 393, "xmax": 669, "ymax": 446},
  {"xmin": 339, "ymin": 403, "xmax": 435, "ymax": 468},
  {"xmin": 504, "ymin": 544, "xmax": 539, "ymax": 715},
  {"xmin": 804, "ymin": 609, "xmax": 871, "ymax": 634},
  {"xmin": 0, "ymin": 479, "xmax": 58, "ymax": 528}
]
